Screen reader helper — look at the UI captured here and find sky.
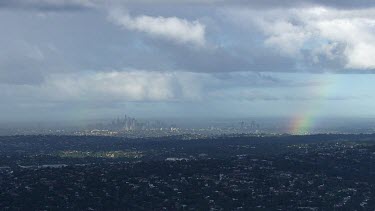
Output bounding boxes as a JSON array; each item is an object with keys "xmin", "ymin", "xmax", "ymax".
[{"xmin": 2, "ymin": 0, "xmax": 375, "ymax": 125}]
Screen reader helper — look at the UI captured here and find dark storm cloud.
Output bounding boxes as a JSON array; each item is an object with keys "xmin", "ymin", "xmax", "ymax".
[
  {"xmin": 0, "ymin": 0, "xmax": 93, "ymax": 11},
  {"xmin": 0, "ymin": 59, "xmax": 45, "ymax": 85},
  {"xmin": 1, "ymin": 0, "xmax": 375, "ymax": 12},
  {"xmin": 138, "ymin": 35, "xmax": 297, "ymax": 73},
  {"xmin": 238, "ymin": 0, "xmax": 375, "ymax": 9},
  {"xmin": 118, "ymin": 0, "xmax": 375, "ymax": 10},
  {"xmin": 168, "ymin": 47, "xmax": 295, "ymax": 73},
  {"xmin": 306, "ymin": 0, "xmax": 375, "ymax": 9}
]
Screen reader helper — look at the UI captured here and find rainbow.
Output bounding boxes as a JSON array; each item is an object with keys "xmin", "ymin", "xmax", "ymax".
[
  {"xmin": 288, "ymin": 74, "xmax": 334, "ymax": 135},
  {"xmin": 289, "ymin": 104, "xmax": 325, "ymax": 135}
]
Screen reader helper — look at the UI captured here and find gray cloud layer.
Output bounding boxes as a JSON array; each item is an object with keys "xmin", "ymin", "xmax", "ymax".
[
  {"xmin": 2, "ymin": 0, "xmax": 375, "ymax": 11},
  {"xmin": 1, "ymin": 0, "xmax": 375, "ymax": 121},
  {"xmin": 0, "ymin": 0, "xmax": 95, "ymax": 11}
]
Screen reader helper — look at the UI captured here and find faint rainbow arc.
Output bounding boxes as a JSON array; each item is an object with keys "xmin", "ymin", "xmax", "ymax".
[{"xmin": 289, "ymin": 75, "xmax": 335, "ymax": 135}]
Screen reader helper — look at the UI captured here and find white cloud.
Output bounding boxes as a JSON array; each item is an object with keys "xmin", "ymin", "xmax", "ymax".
[
  {"xmin": 259, "ymin": 20, "xmax": 311, "ymax": 56},
  {"xmin": 109, "ymin": 9, "xmax": 206, "ymax": 46},
  {"xmin": 313, "ymin": 17, "xmax": 375, "ymax": 69},
  {"xmin": 227, "ymin": 7, "xmax": 375, "ymax": 70},
  {"xmin": 0, "ymin": 70, "xmax": 285, "ymax": 105},
  {"xmin": 44, "ymin": 71, "xmax": 205, "ymax": 102}
]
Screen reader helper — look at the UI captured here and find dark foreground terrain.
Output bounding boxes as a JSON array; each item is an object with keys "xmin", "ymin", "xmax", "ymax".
[{"xmin": 1, "ymin": 134, "xmax": 375, "ymax": 210}]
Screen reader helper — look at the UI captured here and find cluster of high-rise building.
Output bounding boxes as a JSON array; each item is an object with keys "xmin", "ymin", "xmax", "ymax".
[
  {"xmin": 92, "ymin": 115, "xmax": 169, "ymax": 132},
  {"xmin": 109, "ymin": 115, "xmax": 138, "ymax": 131},
  {"xmin": 239, "ymin": 120, "xmax": 260, "ymax": 131}
]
